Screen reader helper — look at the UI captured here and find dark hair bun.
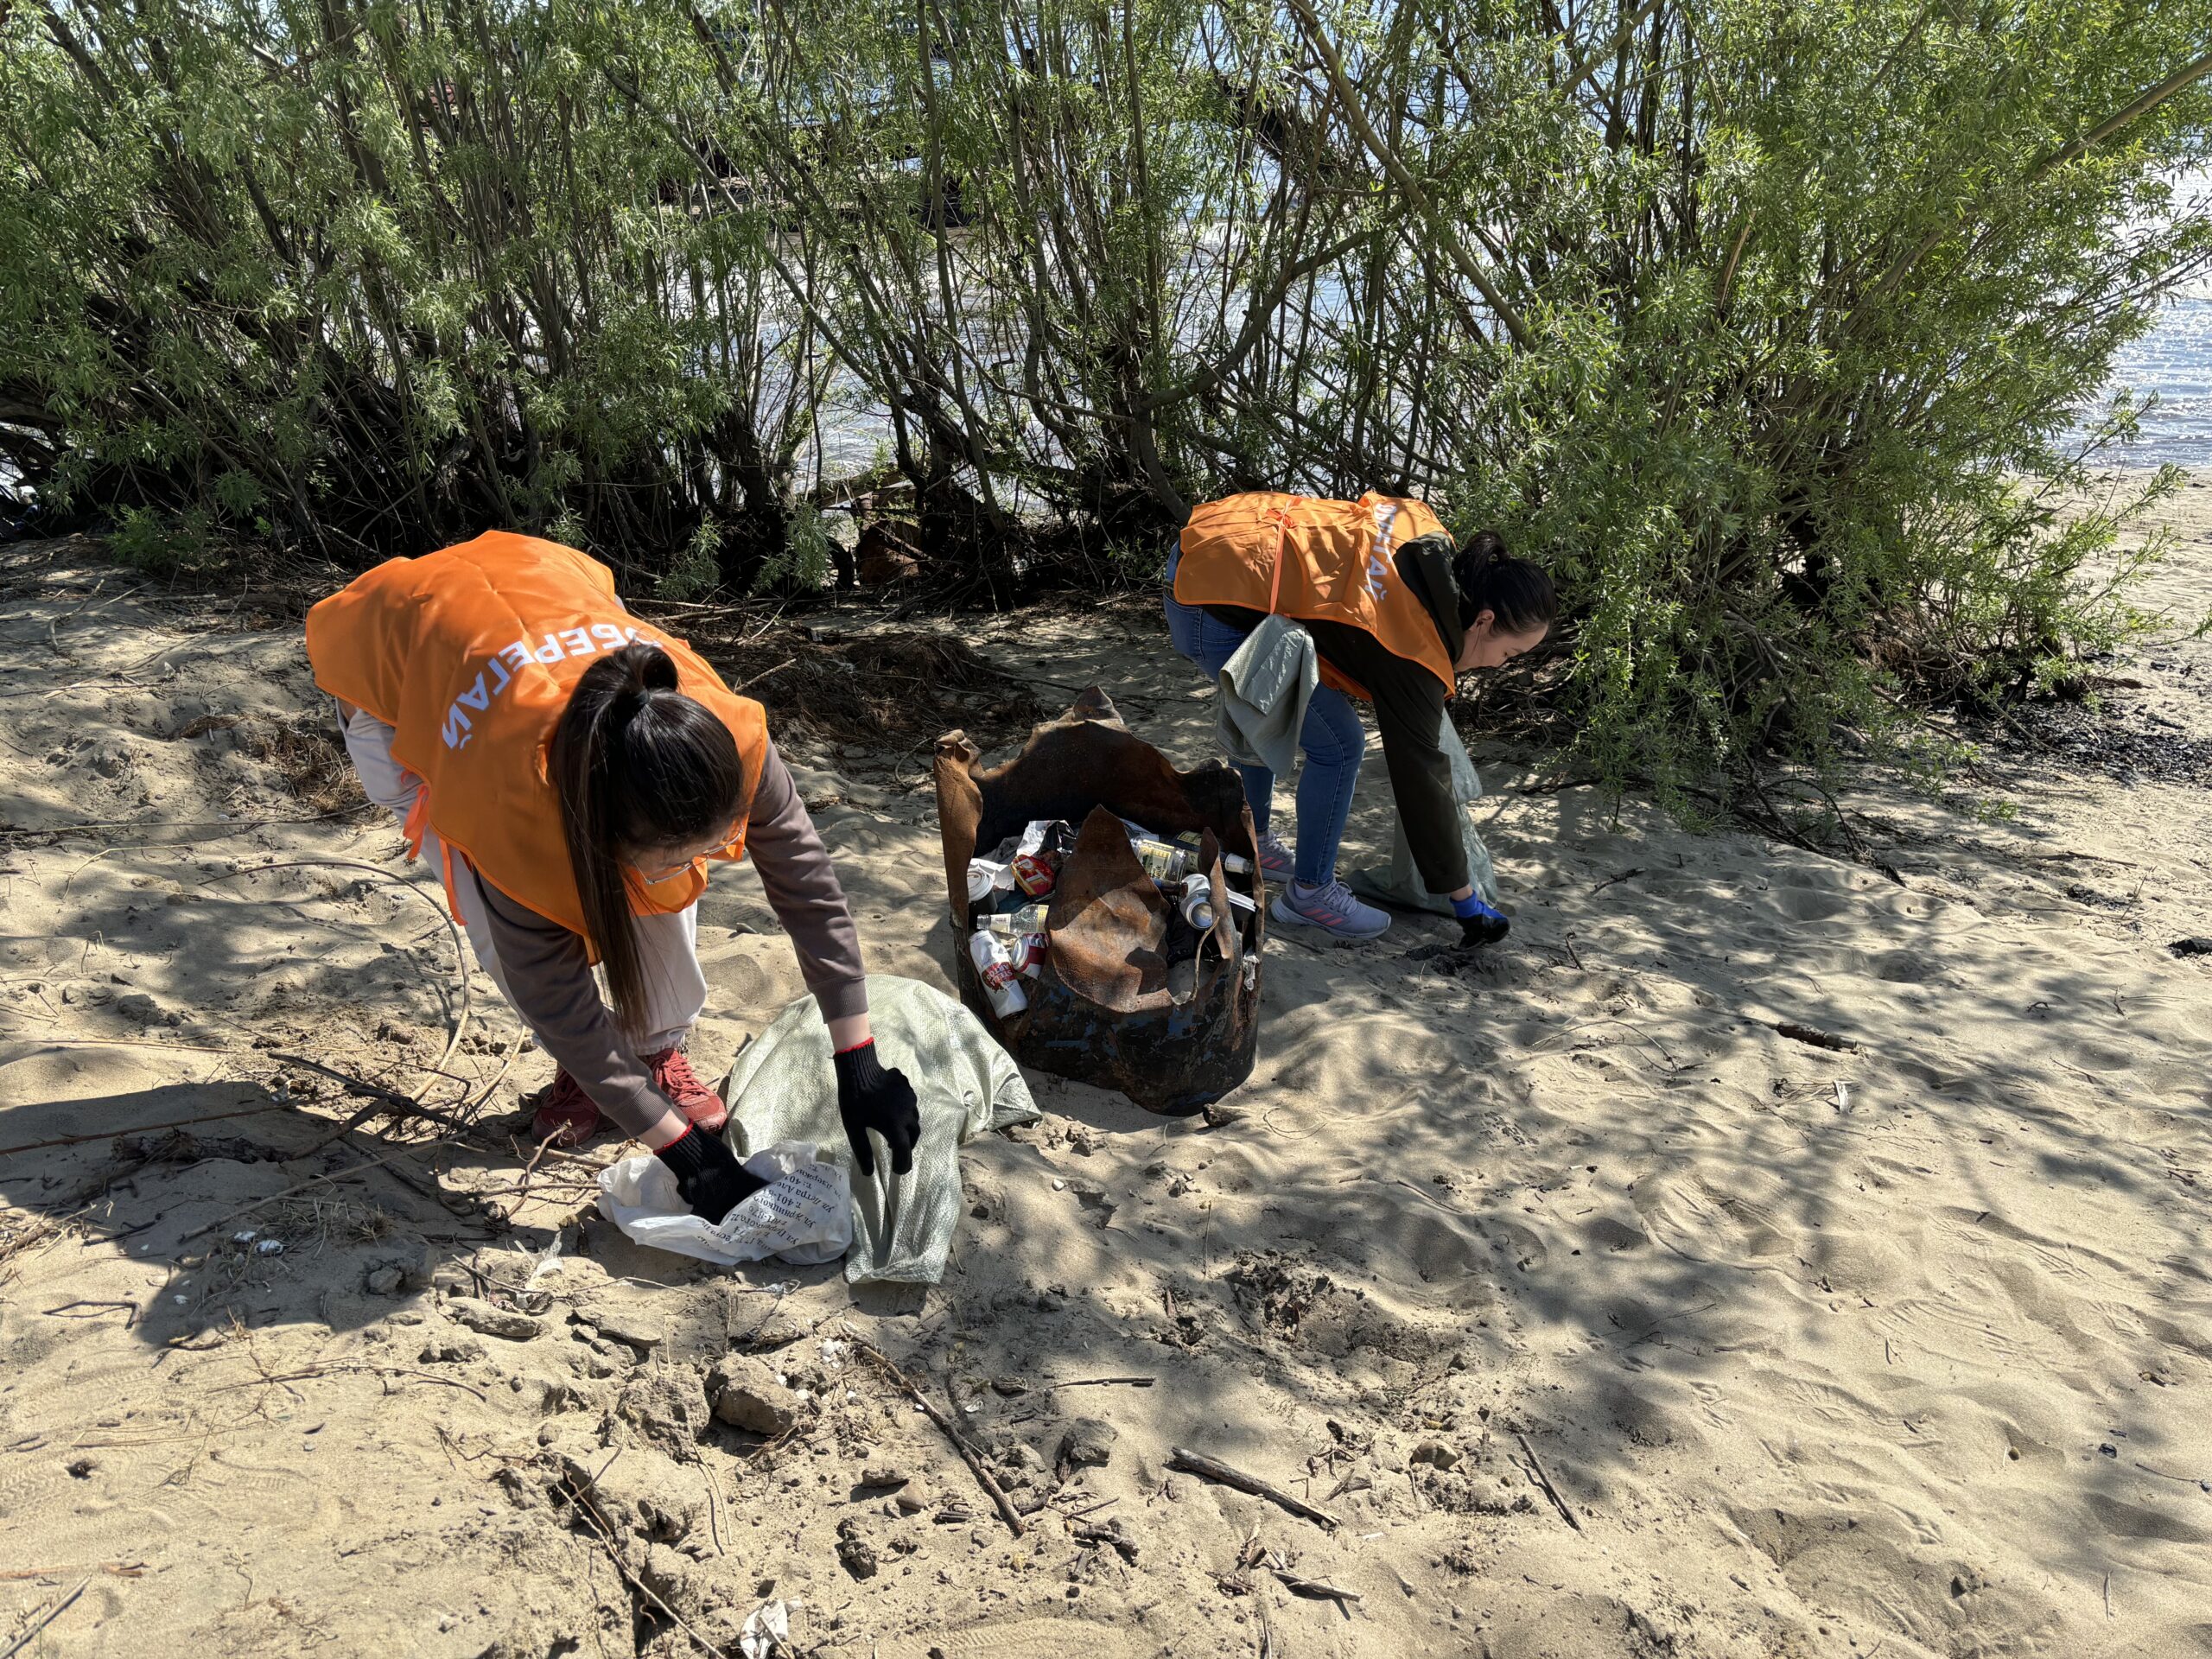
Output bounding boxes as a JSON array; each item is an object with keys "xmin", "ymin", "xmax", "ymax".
[
  {"xmin": 1451, "ymin": 531, "xmax": 1558, "ymax": 638},
  {"xmin": 631, "ymin": 642, "xmax": 681, "ymax": 694},
  {"xmin": 1458, "ymin": 530, "xmax": 1507, "ymax": 570}
]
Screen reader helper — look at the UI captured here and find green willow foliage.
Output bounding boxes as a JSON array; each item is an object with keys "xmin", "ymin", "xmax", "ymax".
[{"xmin": 2, "ymin": 0, "xmax": 2209, "ymax": 792}]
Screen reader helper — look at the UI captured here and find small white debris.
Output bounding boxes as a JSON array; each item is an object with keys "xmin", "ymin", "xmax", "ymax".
[
  {"xmin": 522, "ymin": 1231, "xmax": 566, "ymax": 1288},
  {"xmin": 232, "ymin": 1230, "xmax": 257, "ymax": 1244},
  {"xmin": 255, "ymin": 1238, "xmax": 285, "ymax": 1256},
  {"xmin": 1051, "ymin": 1179, "xmax": 1067, "ymax": 1192},
  {"xmin": 817, "ymin": 1338, "xmax": 848, "ymax": 1366},
  {"xmin": 738, "ymin": 1599, "xmax": 797, "ymax": 1659},
  {"xmin": 173, "ymin": 1294, "xmax": 187, "ymax": 1304}
]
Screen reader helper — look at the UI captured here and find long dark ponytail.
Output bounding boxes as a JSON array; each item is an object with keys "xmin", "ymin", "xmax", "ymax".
[
  {"xmin": 549, "ymin": 642, "xmax": 746, "ymax": 1036},
  {"xmin": 1452, "ymin": 531, "xmax": 1557, "ymax": 637}
]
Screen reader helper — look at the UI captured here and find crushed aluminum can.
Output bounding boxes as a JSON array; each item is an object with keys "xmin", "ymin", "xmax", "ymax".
[{"xmin": 1178, "ymin": 873, "xmax": 1217, "ymax": 931}]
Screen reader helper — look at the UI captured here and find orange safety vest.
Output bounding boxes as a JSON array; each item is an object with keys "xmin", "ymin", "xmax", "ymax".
[
  {"xmin": 305, "ymin": 531, "xmax": 769, "ymax": 952},
  {"xmin": 1174, "ymin": 492, "xmax": 1457, "ymax": 700}
]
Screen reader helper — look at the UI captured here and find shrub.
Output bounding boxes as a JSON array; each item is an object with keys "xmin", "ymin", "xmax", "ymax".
[{"xmin": 3, "ymin": 0, "xmax": 2206, "ymax": 794}]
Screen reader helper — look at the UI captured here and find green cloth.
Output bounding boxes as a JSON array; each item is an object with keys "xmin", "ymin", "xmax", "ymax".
[
  {"xmin": 1216, "ymin": 613, "xmax": 1319, "ymax": 777},
  {"xmin": 717, "ymin": 975, "xmax": 1039, "ymax": 1285}
]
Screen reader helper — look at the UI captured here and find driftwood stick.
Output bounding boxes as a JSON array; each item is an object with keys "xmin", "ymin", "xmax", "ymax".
[
  {"xmin": 1516, "ymin": 1430, "xmax": 1582, "ymax": 1531},
  {"xmin": 850, "ymin": 1338, "xmax": 1024, "ymax": 1537},
  {"xmin": 275, "ymin": 1053, "xmax": 599, "ymax": 1170},
  {"xmin": 0, "ymin": 1577, "xmax": 91, "ymax": 1659},
  {"xmin": 1168, "ymin": 1446, "xmax": 1340, "ymax": 1530},
  {"xmin": 1274, "ymin": 1569, "xmax": 1362, "ymax": 1605},
  {"xmin": 1044, "ymin": 1374, "xmax": 1157, "ymax": 1389},
  {"xmin": 271, "ymin": 1054, "xmax": 472, "ymax": 1132},
  {"xmin": 1773, "ymin": 1021, "xmax": 1859, "ymax": 1053}
]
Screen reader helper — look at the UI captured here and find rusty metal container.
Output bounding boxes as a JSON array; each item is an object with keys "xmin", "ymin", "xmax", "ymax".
[{"xmin": 933, "ymin": 689, "xmax": 1264, "ymax": 1115}]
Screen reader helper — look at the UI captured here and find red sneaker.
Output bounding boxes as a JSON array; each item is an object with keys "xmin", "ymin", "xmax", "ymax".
[
  {"xmin": 531, "ymin": 1069, "xmax": 602, "ymax": 1147},
  {"xmin": 643, "ymin": 1046, "xmax": 728, "ymax": 1135}
]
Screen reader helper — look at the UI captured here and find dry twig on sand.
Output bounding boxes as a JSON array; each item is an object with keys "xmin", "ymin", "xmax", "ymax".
[
  {"xmin": 1515, "ymin": 1429, "xmax": 1582, "ymax": 1530},
  {"xmin": 560, "ymin": 1471, "xmax": 723, "ymax": 1656},
  {"xmin": 1, "ymin": 1577, "xmax": 91, "ymax": 1658},
  {"xmin": 1274, "ymin": 1569, "xmax": 1362, "ymax": 1605},
  {"xmin": 1774, "ymin": 1020, "xmax": 1860, "ymax": 1053},
  {"xmin": 1169, "ymin": 1447, "xmax": 1340, "ymax": 1530},
  {"xmin": 846, "ymin": 1335, "xmax": 1025, "ymax": 1536}
]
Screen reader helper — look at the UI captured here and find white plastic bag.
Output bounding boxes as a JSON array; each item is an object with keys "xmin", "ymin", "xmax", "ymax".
[
  {"xmin": 738, "ymin": 1598, "xmax": 798, "ymax": 1659},
  {"xmin": 596, "ymin": 1143, "xmax": 852, "ymax": 1267}
]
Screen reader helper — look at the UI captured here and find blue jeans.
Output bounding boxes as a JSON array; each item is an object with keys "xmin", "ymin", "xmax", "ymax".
[{"xmin": 1162, "ymin": 554, "xmax": 1364, "ymax": 887}]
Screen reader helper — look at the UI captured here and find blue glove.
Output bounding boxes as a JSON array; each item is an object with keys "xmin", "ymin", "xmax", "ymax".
[{"xmin": 1452, "ymin": 891, "xmax": 1510, "ymax": 946}]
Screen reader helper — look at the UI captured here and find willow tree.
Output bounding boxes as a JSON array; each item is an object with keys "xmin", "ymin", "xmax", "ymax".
[
  {"xmin": 0, "ymin": 0, "xmax": 823, "ymax": 585},
  {"xmin": 3, "ymin": 0, "xmax": 2207, "ymax": 790}
]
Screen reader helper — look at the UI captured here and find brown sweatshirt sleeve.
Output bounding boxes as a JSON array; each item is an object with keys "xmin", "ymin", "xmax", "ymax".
[{"xmin": 742, "ymin": 742, "xmax": 869, "ymax": 1024}]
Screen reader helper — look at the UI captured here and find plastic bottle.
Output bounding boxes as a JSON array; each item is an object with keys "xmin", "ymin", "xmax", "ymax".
[
  {"xmin": 1128, "ymin": 836, "xmax": 1190, "ymax": 883},
  {"xmin": 1165, "ymin": 830, "xmax": 1254, "ymax": 876}
]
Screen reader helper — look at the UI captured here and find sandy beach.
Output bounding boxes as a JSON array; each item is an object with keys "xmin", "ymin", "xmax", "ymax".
[{"xmin": 3, "ymin": 478, "xmax": 2209, "ymax": 1659}]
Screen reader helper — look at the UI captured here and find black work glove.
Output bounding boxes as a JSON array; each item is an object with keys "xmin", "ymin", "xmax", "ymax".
[
  {"xmin": 833, "ymin": 1040, "xmax": 920, "ymax": 1179},
  {"xmin": 1453, "ymin": 893, "xmax": 1510, "ymax": 947},
  {"xmin": 654, "ymin": 1124, "xmax": 766, "ymax": 1224}
]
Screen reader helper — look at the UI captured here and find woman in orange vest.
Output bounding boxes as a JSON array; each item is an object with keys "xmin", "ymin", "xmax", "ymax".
[
  {"xmin": 1166, "ymin": 493, "xmax": 1555, "ymax": 944},
  {"xmin": 307, "ymin": 531, "xmax": 919, "ymax": 1224}
]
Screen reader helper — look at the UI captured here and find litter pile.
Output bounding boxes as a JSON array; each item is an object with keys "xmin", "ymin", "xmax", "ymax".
[
  {"xmin": 934, "ymin": 692, "xmax": 1268, "ymax": 1111},
  {"xmin": 964, "ymin": 817, "xmax": 1259, "ymax": 1017}
]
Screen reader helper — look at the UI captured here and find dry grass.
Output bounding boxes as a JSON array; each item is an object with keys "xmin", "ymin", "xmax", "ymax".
[
  {"xmin": 181, "ymin": 1192, "xmax": 391, "ymax": 1311},
  {"xmin": 175, "ymin": 711, "xmax": 366, "ymax": 814},
  {"xmin": 658, "ymin": 620, "xmax": 1046, "ymax": 754},
  {"xmin": 0, "ymin": 1208, "xmax": 62, "ymax": 1288}
]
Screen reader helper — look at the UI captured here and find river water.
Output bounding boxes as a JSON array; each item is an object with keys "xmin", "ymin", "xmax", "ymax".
[{"xmin": 2096, "ymin": 292, "xmax": 2212, "ymax": 468}]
